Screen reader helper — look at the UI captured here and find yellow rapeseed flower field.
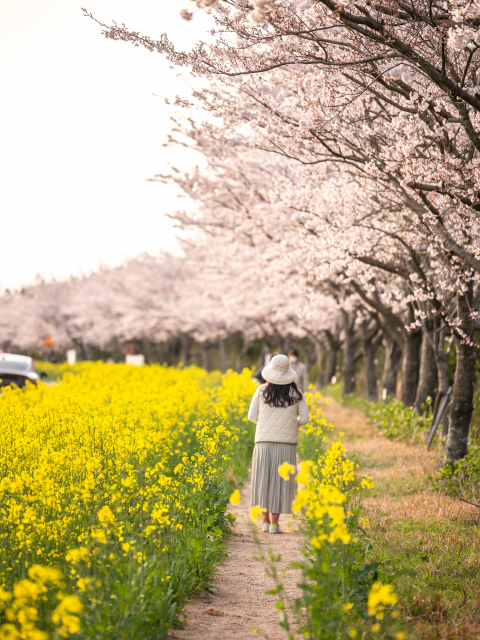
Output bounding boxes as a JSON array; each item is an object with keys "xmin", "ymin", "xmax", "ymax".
[{"xmin": 0, "ymin": 363, "xmax": 256, "ymax": 640}]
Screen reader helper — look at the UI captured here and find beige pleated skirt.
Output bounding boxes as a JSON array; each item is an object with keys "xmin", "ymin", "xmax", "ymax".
[{"xmin": 250, "ymin": 442, "xmax": 297, "ymax": 514}]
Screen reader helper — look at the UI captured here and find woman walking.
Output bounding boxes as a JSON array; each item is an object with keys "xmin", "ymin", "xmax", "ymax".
[{"xmin": 248, "ymin": 354, "xmax": 310, "ymax": 534}]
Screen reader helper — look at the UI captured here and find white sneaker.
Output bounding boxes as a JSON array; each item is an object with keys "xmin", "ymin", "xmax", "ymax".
[
  {"xmin": 262, "ymin": 523, "xmax": 270, "ymax": 532},
  {"xmin": 269, "ymin": 524, "xmax": 283, "ymax": 534}
]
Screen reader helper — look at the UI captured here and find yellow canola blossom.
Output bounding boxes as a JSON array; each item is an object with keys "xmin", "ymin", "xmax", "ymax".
[
  {"xmin": 278, "ymin": 462, "xmax": 296, "ymax": 480},
  {"xmin": 293, "ymin": 441, "xmax": 360, "ymax": 550},
  {"xmin": 0, "ymin": 564, "xmax": 67, "ymax": 640},
  {"xmin": 229, "ymin": 490, "xmax": 240, "ymax": 505},
  {"xmin": 367, "ymin": 582, "xmax": 398, "ymax": 617},
  {"xmin": 296, "ymin": 460, "xmax": 314, "ymax": 486},
  {"xmin": 320, "ymin": 441, "xmax": 356, "ymax": 488},
  {"xmin": 0, "ymin": 363, "xmax": 256, "ymax": 639},
  {"xmin": 52, "ymin": 595, "xmax": 83, "ymax": 637},
  {"xmin": 250, "ymin": 505, "xmax": 262, "ymax": 521},
  {"xmin": 361, "ymin": 477, "xmax": 374, "ymax": 490}
]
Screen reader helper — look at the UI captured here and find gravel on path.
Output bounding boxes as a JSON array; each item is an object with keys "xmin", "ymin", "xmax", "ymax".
[{"xmin": 170, "ymin": 478, "xmax": 303, "ymax": 640}]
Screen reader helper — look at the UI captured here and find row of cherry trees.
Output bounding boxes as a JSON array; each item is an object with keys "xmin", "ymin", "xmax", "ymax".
[
  {"xmin": 0, "ymin": 251, "xmax": 339, "ymax": 369},
  {"xmin": 82, "ymin": 0, "xmax": 480, "ymax": 460}
]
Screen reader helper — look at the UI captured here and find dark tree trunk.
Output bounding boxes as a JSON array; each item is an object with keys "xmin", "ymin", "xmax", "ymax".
[
  {"xmin": 167, "ymin": 338, "xmax": 177, "ymax": 366},
  {"xmin": 180, "ymin": 335, "xmax": 192, "ymax": 366},
  {"xmin": 414, "ymin": 326, "xmax": 438, "ymax": 414},
  {"xmin": 400, "ymin": 325, "xmax": 422, "ymax": 407},
  {"xmin": 235, "ymin": 350, "xmax": 242, "ymax": 373},
  {"xmin": 155, "ymin": 341, "xmax": 167, "ymax": 365},
  {"xmin": 296, "ymin": 343, "xmax": 313, "ymax": 376},
  {"xmin": 432, "ymin": 323, "xmax": 454, "ymax": 439},
  {"xmin": 168, "ymin": 338, "xmax": 179, "ymax": 366},
  {"xmin": 431, "ymin": 322, "xmax": 452, "ymax": 437},
  {"xmin": 161, "ymin": 341, "xmax": 169, "ymax": 364},
  {"xmin": 324, "ymin": 328, "xmax": 340, "ymax": 385},
  {"xmin": 256, "ymin": 340, "xmax": 265, "ymax": 368},
  {"xmin": 360, "ymin": 320, "xmax": 379, "ymax": 402},
  {"xmin": 382, "ymin": 333, "xmax": 402, "ymax": 398},
  {"xmin": 446, "ymin": 284, "xmax": 478, "ymax": 461},
  {"xmin": 342, "ymin": 310, "xmax": 357, "ymax": 396},
  {"xmin": 314, "ymin": 339, "xmax": 325, "ymax": 385},
  {"xmin": 218, "ymin": 338, "xmax": 228, "ymax": 373},
  {"xmin": 325, "ymin": 347, "xmax": 337, "ymax": 385},
  {"xmin": 236, "ymin": 339, "xmax": 250, "ymax": 373},
  {"xmin": 201, "ymin": 345, "xmax": 210, "ymax": 371},
  {"xmin": 73, "ymin": 339, "xmax": 88, "ymax": 362}
]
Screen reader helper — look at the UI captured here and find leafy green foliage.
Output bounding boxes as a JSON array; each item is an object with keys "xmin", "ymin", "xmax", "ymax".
[
  {"xmin": 438, "ymin": 439, "xmax": 480, "ymax": 503},
  {"xmin": 366, "ymin": 400, "xmax": 433, "ymax": 444}
]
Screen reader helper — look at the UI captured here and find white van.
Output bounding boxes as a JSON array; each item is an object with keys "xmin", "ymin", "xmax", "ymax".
[{"xmin": 0, "ymin": 352, "xmax": 40, "ymax": 388}]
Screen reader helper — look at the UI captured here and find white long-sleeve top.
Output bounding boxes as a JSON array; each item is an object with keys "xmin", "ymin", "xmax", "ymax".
[{"xmin": 248, "ymin": 384, "xmax": 310, "ymax": 444}]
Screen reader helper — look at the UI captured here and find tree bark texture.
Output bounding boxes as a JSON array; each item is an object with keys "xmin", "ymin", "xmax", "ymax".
[
  {"xmin": 360, "ymin": 320, "xmax": 379, "ymax": 402},
  {"xmin": 324, "ymin": 328, "xmax": 341, "ymax": 385},
  {"xmin": 382, "ymin": 334, "xmax": 402, "ymax": 398},
  {"xmin": 446, "ymin": 285, "xmax": 478, "ymax": 461},
  {"xmin": 342, "ymin": 310, "xmax": 357, "ymax": 396},
  {"xmin": 432, "ymin": 323, "xmax": 453, "ymax": 438},
  {"xmin": 400, "ymin": 328, "xmax": 422, "ymax": 407},
  {"xmin": 414, "ymin": 327, "xmax": 438, "ymax": 414}
]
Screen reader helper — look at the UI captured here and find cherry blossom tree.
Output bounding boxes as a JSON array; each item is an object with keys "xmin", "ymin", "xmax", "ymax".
[
  {"xmin": 83, "ymin": 0, "xmax": 480, "ymax": 459},
  {"xmin": 0, "ymin": 246, "xmax": 340, "ymax": 377}
]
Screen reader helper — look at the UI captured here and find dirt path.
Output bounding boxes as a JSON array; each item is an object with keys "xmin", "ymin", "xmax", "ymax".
[
  {"xmin": 172, "ymin": 400, "xmax": 437, "ymax": 640},
  {"xmin": 174, "ymin": 399, "xmax": 478, "ymax": 640},
  {"xmin": 171, "ymin": 478, "xmax": 303, "ymax": 640}
]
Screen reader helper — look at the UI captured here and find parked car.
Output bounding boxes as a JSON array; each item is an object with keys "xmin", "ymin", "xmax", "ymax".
[{"xmin": 0, "ymin": 353, "xmax": 42, "ymax": 388}]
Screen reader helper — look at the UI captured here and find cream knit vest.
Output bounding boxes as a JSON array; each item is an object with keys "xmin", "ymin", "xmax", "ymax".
[{"xmin": 254, "ymin": 390, "xmax": 299, "ymax": 444}]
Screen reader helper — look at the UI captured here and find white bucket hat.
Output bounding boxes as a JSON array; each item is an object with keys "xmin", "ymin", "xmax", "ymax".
[{"xmin": 262, "ymin": 354, "xmax": 297, "ymax": 385}]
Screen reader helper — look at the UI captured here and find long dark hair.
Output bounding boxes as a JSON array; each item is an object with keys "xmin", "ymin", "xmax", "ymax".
[{"xmin": 262, "ymin": 381, "xmax": 303, "ymax": 408}]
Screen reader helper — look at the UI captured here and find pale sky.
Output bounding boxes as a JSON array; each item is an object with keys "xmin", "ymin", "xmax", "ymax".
[{"xmin": 0, "ymin": 1, "xmax": 210, "ymax": 291}]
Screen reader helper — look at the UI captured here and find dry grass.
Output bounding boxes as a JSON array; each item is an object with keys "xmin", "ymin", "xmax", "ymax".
[
  {"xmin": 323, "ymin": 398, "xmax": 480, "ymax": 640},
  {"xmin": 364, "ymin": 491, "xmax": 477, "ymax": 521}
]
